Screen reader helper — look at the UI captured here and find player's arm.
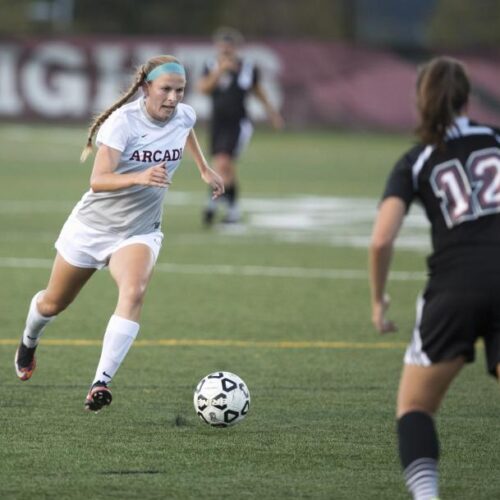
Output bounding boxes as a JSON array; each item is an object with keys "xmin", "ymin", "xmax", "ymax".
[
  {"xmin": 252, "ymin": 82, "xmax": 284, "ymax": 130},
  {"xmin": 369, "ymin": 196, "xmax": 406, "ymax": 333},
  {"xmin": 185, "ymin": 129, "xmax": 224, "ymax": 199},
  {"xmin": 198, "ymin": 57, "xmax": 240, "ymax": 94},
  {"xmin": 197, "ymin": 66, "xmax": 225, "ymax": 94},
  {"xmin": 90, "ymin": 145, "xmax": 168, "ymax": 192}
]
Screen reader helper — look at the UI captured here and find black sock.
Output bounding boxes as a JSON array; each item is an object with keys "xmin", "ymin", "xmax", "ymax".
[
  {"xmin": 225, "ymin": 183, "xmax": 238, "ymax": 206},
  {"xmin": 398, "ymin": 411, "xmax": 439, "ymax": 499}
]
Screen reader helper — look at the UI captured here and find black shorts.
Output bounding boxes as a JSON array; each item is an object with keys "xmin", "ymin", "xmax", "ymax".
[
  {"xmin": 404, "ymin": 282, "xmax": 500, "ymax": 377},
  {"xmin": 210, "ymin": 118, "xmax": 253, "ymax": 157}
]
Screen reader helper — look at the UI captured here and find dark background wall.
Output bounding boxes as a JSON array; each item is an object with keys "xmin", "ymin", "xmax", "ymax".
[{"xmin": 1, "ymin": 0, "xmax": 499, "ymax": 49}]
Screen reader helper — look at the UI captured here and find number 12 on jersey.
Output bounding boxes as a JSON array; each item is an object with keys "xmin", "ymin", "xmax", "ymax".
[{"xmin": 430, "ymin": 148, "xmax": 500, "ymax": 228}]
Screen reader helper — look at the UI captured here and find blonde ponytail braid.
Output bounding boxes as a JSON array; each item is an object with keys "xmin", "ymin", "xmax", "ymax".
[{"xmin": 80, "ymin": 65, "xmax": 147, "ymax": 163}]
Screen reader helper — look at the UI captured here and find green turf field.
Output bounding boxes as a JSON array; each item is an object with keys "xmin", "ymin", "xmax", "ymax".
[{"xmin": 0, "ymin": 124, "xmax": 498, "ymax": 499}]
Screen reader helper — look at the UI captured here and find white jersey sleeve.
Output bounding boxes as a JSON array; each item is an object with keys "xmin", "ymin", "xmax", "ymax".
[
  {"xmin": 181, "ymin": 105, "xmax": 196, "ymax": 129},
  {"xmin": 96, "ymin": 109, "xmax": 130, "ymax": 152}
]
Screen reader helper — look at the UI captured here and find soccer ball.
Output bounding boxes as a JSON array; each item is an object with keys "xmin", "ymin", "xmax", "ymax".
[{"xmin": 193, "ymin": 371, "xmax": 250, "ymax": 427}]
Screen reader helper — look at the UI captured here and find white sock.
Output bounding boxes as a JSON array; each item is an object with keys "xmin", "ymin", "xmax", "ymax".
[
  {"xmin": 92, "ymin": 315, "xmax": 140, "ymax": 385},
  {"xmin": 405, "ymin": 458, "xmax": 439, "ymax": 500},
  {"xmin": 227, "ymin": 204, "xmax": 241, "ymax": 221},
  {"xmin": 23, "ymin": 291, "xmax": 55, "ymax": 348}
]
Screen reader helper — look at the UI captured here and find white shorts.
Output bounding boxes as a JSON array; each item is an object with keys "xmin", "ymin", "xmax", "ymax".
[{"xmin": 55, "ymin": 215, "xmax": 164, "ymax": 270}]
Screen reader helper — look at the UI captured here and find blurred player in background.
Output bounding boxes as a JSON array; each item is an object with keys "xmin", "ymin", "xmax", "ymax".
[
  {"xmin": 14, "ymin": 55, "xmax": 224, "ymax": 412},
  {"xmin": 369, "ymin": 56, "xmax": 500, "ymax": 500},
  {"xmin": 198, "ymin": 27, "xmax": 284, "ymax": 225}
]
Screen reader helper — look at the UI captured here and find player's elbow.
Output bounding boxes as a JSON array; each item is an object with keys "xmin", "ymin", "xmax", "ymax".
[{"xmin": 90, "ymin": 176, "xmax": 104, "ymax": 192}]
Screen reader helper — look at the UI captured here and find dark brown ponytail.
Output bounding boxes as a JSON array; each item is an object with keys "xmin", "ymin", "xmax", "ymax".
[{"xmin": 415, "ymin": 56, "xmax": 470, "ymax": 148}]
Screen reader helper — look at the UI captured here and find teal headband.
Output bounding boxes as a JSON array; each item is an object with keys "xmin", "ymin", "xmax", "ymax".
[{"xmin": 146, "ymin": 62, "xmax": 186, "ymax": 81}]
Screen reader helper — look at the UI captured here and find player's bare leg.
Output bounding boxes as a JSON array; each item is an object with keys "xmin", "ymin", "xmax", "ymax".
[
  {"xmin": 396, "ymin": 358, "xmax": 465, "ymax": 500},
  {"xmin": 85, "ymin": 244, "xmax": 155, "ymax": 412},
  {"xmin": 109, "ymin": 243, "xmax": 156, "ymax": 321},
  {"xmin": 397, "ymin": 358, "xmax": 465, "ymax": 417},
  {"xmin": 39, "ymin": 253, "xmax": 97, "ymax": 316},
  {"xmin": 15, "ymin": 253, "xmax": 96, "ymax": 381}
]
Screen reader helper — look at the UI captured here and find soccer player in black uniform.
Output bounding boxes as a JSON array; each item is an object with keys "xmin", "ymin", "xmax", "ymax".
[
  {"xmin": 370, "ymin": 56, "xmax": 500, "ymax": 500},
  {"xmin": 198, "ymin": 27, "xmax": 284, "ymax": 225}
]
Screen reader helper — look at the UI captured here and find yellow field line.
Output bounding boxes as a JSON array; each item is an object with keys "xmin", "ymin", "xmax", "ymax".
[{"xmin": 0, "ymin": 338, "xmax": 407, "ymax": 349}]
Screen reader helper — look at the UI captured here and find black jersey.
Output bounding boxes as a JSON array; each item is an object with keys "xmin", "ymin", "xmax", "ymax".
[
  {"xmin": 203, "ymin": 58, "xmax": 259, "ymax": 124},
  {"xmin": 383, "ymin": 117, "xmax": 500, "ymax": 277}
]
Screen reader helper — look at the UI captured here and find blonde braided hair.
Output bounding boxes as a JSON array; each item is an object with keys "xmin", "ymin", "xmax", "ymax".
[{"xmin": 80, "ymin": 55, "xmax": 181, "ymax": 162}]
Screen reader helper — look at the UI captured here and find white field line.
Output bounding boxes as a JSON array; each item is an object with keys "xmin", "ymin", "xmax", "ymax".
[
  {"xmin": 0, "ymin": 194, "xmax": 431, "ymax": 250},
  {"xmin": 0, "ymin": 257, "xmax": 426, "ymax": 281}
]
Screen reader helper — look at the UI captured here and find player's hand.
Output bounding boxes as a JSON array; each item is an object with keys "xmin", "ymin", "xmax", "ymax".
[
  {"xmin": 372, "ymin": 294, "xmax": 397, "ymax": 334},
  {"xmin": 270, "ymin": 112, "xmax": 285, "ymax": 130},
  {"xmin": 135, "ymin": 162, "xmax": 170, "ymax": 188},
  {"xmin": 201, "ymin": 168, "xmax": 224, "ymax": 199},
  {"xmin": 218, "ymin": 56, "xmax": 238, "ymax": 72}
]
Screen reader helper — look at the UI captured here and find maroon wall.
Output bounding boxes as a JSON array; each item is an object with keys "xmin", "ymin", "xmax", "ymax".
[{"xmin": 0, "ymin": 37, "xmax": 498, "ymax": 130}]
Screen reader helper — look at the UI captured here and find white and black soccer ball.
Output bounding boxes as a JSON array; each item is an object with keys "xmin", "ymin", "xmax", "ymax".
[{"xmin": 193, "ymin": 371, "xmax": 250, "ymax": 427}]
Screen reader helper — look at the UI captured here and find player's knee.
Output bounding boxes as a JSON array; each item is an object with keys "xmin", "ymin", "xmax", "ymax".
[
  {"xmin": 39, "ymin": 295, "xmax": 71, "ymax": 316},
  {"xmin": 397, "ymin": 400, "xmax": 438, "ymax": 418},
  {"xmin": 119, "ymin": 283, "xmax": 147, "ymax": 309}
]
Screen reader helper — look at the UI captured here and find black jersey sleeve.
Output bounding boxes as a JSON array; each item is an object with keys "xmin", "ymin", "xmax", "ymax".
[{"xmin": 381, "ymin": 154, "xmax": 415, "ymax": 210}]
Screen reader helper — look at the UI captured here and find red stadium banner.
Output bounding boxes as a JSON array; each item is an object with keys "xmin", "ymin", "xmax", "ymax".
[{"xmin": 0, "ymin": 37, "xmax": 499, "ymax": 129}]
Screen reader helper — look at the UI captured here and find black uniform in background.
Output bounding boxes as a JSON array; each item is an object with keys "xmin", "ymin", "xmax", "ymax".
[
  {"xmin": 382, "ymin": 117, "xmax": 500, "ymax": 375},
  {"xmin": 203, "ymin": 58, "xmax": 259, "ymax": 157}
]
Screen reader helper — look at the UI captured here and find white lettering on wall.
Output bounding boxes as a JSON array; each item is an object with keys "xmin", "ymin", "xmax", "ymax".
[
  {"xmin": 0, "ymin": 40, "xmax": 284, "ymax": 122},
  {"xmin": 0, "ymin": 45, "xmax": 24, "ymax": 115},
  {"xmin": 242, "ymin": 45, "xmax": 283, "ymax": 120},
  {"xmin": 21, "ymin": 42, "xmax": 88, "ymax": 117},
  {"xmin": 92, "ymin": 44, "xmax": 128, "ymax": 112}
]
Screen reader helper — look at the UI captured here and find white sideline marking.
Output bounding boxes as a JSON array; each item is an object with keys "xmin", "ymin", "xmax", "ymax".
[
  {"xmin": 0, "ymin": 193, "xmax": 431, "ymax": 250},
  {"xmin": 0, "ymin": 257, "xmax": 426, "ymax": 281}
]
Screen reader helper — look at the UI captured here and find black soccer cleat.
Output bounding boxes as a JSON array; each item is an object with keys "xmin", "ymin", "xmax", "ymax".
[
  {"xmin": 14, "ymin": 342, "xmax": 37, "ymax": 381},
  {"xmin": 84, "ymin": 381, "xmax": 112, "ymax": 413}
]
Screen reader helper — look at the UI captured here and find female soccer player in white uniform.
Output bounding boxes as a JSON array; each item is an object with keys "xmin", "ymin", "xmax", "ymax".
[{"xmin": 14, "ymin": 55, "xmax": 224, "ymax": 412}]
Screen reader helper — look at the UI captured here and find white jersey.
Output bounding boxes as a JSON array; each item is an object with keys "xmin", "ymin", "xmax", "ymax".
[{"xmin": 74, "ymin": 98, "xmax": 196, "ymax": 237}]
